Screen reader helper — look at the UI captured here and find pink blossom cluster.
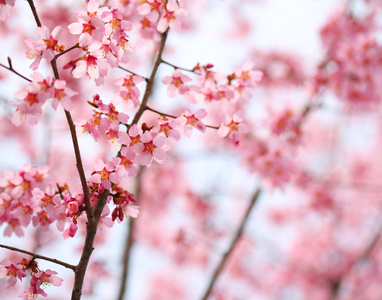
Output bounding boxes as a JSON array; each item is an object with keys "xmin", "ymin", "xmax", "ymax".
[
  {"xmin": 0, "ymin": 164, "xmax": 67, "ymax": 237},
  {"xmin": 137, "ymin": 0, "xmax": 188, "ymax": 33},
  {"xmin": 315, "ymin": 10, "xmax": 382, "ymax": 105},
  {"xmin": 80, "ymin": 95, "xmax": 129, "ymax": 147},
  {"xmin": 67, "ymin": 0, "xmax": 133, "ymax": 84},
  {"xmin": 0, "ymin": 258, "xmax": 63, "ymax": 299},
  {"xmin": 12, "ymin": 72, "xmax": 77, "ymax": 126},
  {"xmin": 113, "ymin": 74, "xmax": 145, "ymax": 110},
  {"xmin": 160, "ymin": 61, "xmax": 262, "ymax": 146},
  {"xmin": 249, "ymin": 50, "xmax": 306, "ymax": 88},
  {"xmin": 241, "ymin": 138, "xmax": 294, "ymax": 187},
  {"xmin": 25, "ymin": 25, "xmax": 64, "ymax": 70}
]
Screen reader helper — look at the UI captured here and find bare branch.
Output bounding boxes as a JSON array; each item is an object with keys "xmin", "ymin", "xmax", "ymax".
[
  {"xmin": 200, "ymin": 188, "xmax": 262, "ymax": 300},
  {"xmin": 0, "ymin": 243, "xmax": 76, "ymax": 270}
]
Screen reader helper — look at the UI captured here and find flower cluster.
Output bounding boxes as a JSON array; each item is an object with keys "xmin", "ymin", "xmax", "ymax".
[
  {"xmin": 25, "ymin": 25, "xmax": 64, "ymax": 70},
  {"xmin": 137, "ymin": 0, "xmax": 188, "ymax": 33},
  {"xmin": 314, "ymin": 10, "xmax": 382, "ymax": 106},
  {"xmin": 80, "ymin": 95, "xmax": 128, "ymax": 147},
  {"xmin": 0, "ymin": 164, "xmax": 67, "ymax": 237},
  {"xmin": 12, "ymin": 73, "xmax": 77, "ymax": 126},
  {"xmin": 0, "ymin": 258, "xmax": 63, "ymax": 299},
  {"xmin": 113, "ymin": 75, "xmax": 145, "ymax": 110},
  {"xmin": 67, "ymin": 0, "xmax": 133, "ymax": 84}
]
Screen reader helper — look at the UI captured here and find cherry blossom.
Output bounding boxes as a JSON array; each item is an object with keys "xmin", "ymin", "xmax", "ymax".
[
  {"xmin": 25, "ymin": 26, "xmax": 64, "ymax": 70},
  {"xmin": 162, "ymin": 69, "xmax": 192, "ymax": 97},
  {"xmin": 217, "ymin": 111, "xmax": 249, "ymax": 146},
  {"xmin": 176, "ymin": 108, "xmax": 207, "ymax": 138},
  {"xmin": 88, "ymin": 158, "xmax": 125, "ymax": 190},
  {"xmin": 157, "ymin": 0, "xmax": 188, "ymax": 33},
  {"xmin": 0, "ymin": 259, "xmax": 27, "ymax": 288}
]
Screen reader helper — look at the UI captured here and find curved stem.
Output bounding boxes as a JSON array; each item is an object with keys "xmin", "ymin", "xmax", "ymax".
[
  {"xmin": 200, "ymin": 188, "xmax": 262, "ymax": 300},
  {"xmin": 130, "ymin": 29, "xmax": 169, "ymax": 127},
  {"xmin": 161, "ymin": 59, "xmax": 201, "ymax": 75},
  {"xmin": 51, "ymin": 57, "xmax": 93, "ymax": 222},
  {"xmin": 26, "ymin": 0, "xmax": 42, "ymax": 27},
  {"xmin": 0, "ymin": 243, "xmax": 76, "ymax": 270},
  {"xmin": 117, "ymin": 167, "xmax": 143, "ymax": 300},
  {"xmin": 71, "ymin": 189, "xmax": 110, "ymax": 300},
  {"xmin": 118, "ymin": 66, "xmax": 148, "ymax": 80},
  {"xmin": 0, "ymin": 58, "xmax": 31, "ymax": 82}
]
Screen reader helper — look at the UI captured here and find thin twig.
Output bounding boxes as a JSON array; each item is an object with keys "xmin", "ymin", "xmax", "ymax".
[
  {"xmin": 26, "ymin": 0, "xmax": 42, "ymax": 27},
  {"xmin": 0, "ymin": 58, "xmax": 31, "ymax": 82},
  {"xmin": 117, "ymin": 166, "xmax": 143, "ymax": 300},
  {"xmin": 71, "ymin": 189, "xmax": 110, "ymax": 300},
  {"xmin": 0, "ymin": 243, "xmax": 76, "ymax": 270},
  {"xmin": 51, "ymin": 56, "xmax": 93, "ymax": 222},
  {"xmin": 330, "ymin": 221, "xmax": 382, "ymax": 299},
  {"xmin": 200, "ymin": 188, "xmax": 262, "ymax": 300},
  {"xmin": 118, "ymin": 66, "xmax": 148, "ymax": 81},
  {"xmin": 145, "ymin": 106, "xmax": 219, "ymax": 130},
  {"xmin": 161, "ymin": 59, "xmax": 201, "ymax": 75},
  {"xmin": 55, "ymin": 43, "xmax": 80, "ymax": 59},
  {"xmin": 130, "ymin": 29, "xmax": 169, "ymax": 127}
]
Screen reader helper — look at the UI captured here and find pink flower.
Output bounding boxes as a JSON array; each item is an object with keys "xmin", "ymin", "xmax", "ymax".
[
  {"xmin": 120, "ymin": 146, "xmax": 138, "ymax": 176},
  {"xmin": 25, "ymin": 26, "xmax": 64, "ymax": 70},
  {"xmin": 132, "ymin": 131, "xmax": 167, "ymax": 166},
  {"xmin": 218, "ymin": 111, "xmax": 249, "ymax": 147},
  {"xmin": 51, "ymin": 79, "xmax": 78, "ymax": 111},
  {"xmin": 19, "ymin": 270, "xmax": 63, "ymax": 299},
  {"xmin": 157, "ymin": 0, "xmax": 188, "ymax": 33},
  {"xmin": 62, "ymin": 218, "xmax": 78, "ymax": 239},
  {"xmin": 12, "ymin": 82, "xmax": 46, "ymax": 126},
  {"xmin": 162, "ymin": 69, "xmax": 192, "ymax": 97},
  {"xmin": 68, "ymin": 0, "xmax": 107, "ymax": 46},
  {"xmin": 234, "ymin": 60, "xmax": 263, "ymax": 88},
  {"xmin": 88, "ymin": 158, "xmax": 124, "ymax": 190},
  {"xmin": 176, "ymin": 108, "xmax": 207, "ymax": 138},
  {"xmin": 0, "ymin": 259, "xmax": 27, "ymax": 288},
  {"xmin": 113, "ymin": 75, "xmax": 145, "ymax": 110},
  {"xmin": 72, "ymin": 52, "xmax": 110, "ymax": 81},
  {"xmin": 155, "ymin": 116, "xmax": 181, "ymax": 141}
]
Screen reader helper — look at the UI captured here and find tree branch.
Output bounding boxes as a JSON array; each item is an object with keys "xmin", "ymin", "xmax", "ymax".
[
  {"xmin": 51, "ymin": 56, "xmax": 93, "ymax": 223},
  {"xmin": 26, "ymin": 0, "xmax": 42, "ymax": 27},
  {"xmin": 200, "ymin": 188, "xmax": 262, "ymax": 300},
  {"xmin": 0, "ymin": 243, "xmax": 76, "ymax": 270},
  {"xmin": 71, "ymin": 189, "xmax": 110, "ymax": 300},
  {"xmin": 117, "ymin": 166, "xmax": 143, "ymax": 300},
  {"xmin": 130, "ymin": 29, "xmax": 169, "ymax": 127},
  {"xmin": 118, "ymin": 66, "xmax": 148, "ymax": 80},
  {"xmin": 0, "ymin": 57, "xmax": 31, "ymax": 82},
  {"xmin": 161, "ymin": 59, "xmax": 201, "ymax": 75}
]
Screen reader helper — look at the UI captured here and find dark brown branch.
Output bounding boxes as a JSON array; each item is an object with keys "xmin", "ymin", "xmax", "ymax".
[
  {"xmin": 0, "ymin": 243, "xmax": 76, "ymax": 270},
  {"xmin": 161, "ymin": 59, "xmax": 201, "ymax": 75},
  {"xmin": 26, "ymin": 0, "xmax": 42, "ymax": 27},
  {"xmin": 130, "ymin": 29, "xmax": 169, "ymax": 127},
  {"xmin": 51, "ymin": 56, "xmax": 93, "ymax": 222},
  {"xmin": 0, "ymin": 58, "xmax": 31, "ymax": 82},
  {"xmin": 200, "ymin": 188, "xmax": 262, "ymax": 300},
  {"xmin": 117, "ymin": 166, "xmax": 143, "ymax": 300},
  {"xmin": 118, "ymin": 66, "xmax": 148, "ymax": 80},
  {"xmin": 71, "ymin": 189, "xmax": 110, "ymax": 300},
  {"xmin": 330, "ymin": 223, "xmax": 382, "ymax": 299},
  {"xmin": 55, "ymin": 43, "xmax": 80, "ymax": 59}
]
